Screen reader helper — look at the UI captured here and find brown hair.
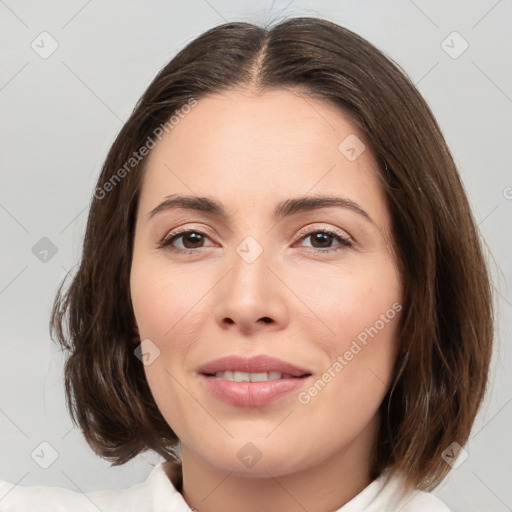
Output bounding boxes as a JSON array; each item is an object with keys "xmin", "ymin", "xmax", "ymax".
[{"xmin": 50, "ymin": 16, "xmax": 494, "ymax": 491}]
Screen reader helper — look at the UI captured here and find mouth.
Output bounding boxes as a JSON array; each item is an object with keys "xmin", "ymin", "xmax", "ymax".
[
  {"xmin": 205, "ymin": 370, "xmax": 308, "ymax": 382},
  {"xmin": 198, "ymin": 354, "xmax": 311, "ymax": 377},
  {"xmin": 198, "ymin": 355, "xmax": 312, "ymax": 407}
]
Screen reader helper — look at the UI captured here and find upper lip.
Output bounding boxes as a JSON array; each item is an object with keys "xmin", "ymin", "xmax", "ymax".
[{"xmin": 198, "ymin": 355, "xmax": 311, "ymax": 377}]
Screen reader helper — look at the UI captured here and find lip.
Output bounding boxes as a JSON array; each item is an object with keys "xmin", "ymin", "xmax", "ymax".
[
  {"xmin": 198, "ymin": 355, "xmax": 312, "ymax": 407},
  {"xmin": 198, "ymin": 355, "xmax": 311, "ymax": 377}
]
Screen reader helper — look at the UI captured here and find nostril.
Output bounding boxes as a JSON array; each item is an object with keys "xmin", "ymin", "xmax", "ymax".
[{"xmin": 260, "ymin": 317, "xmax": 273, "ymax": 324}]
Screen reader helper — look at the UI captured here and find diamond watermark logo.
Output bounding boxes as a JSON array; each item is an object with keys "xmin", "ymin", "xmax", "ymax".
[
  {"xmin": 32, "ymin": 237, "xmax": 58, "ymax": 263},
  {"xmin": 441, "ymin": 31, "xmax": 469, "ymax": 59},
  {"xmin": 338, "ymin": 134, "xmax": 366, "ymax": 161},
  {"xmin": 31, "ymin": 32, "xmax": 59, "ymax": 59},
  {"xmin": 134, "ymin": 338, "xmax": 161, "ymax": 366},
  {"xmin": 31, "ymin": 441, "xmax": 59, "ymax": 469},
  {"xmin": 441, "ymin": 442, "xmax": 468, "ymax": 469},
  {"xmin": 236, "ymin": 236, "xmax": 263, "ymax": 264},
  {"xmin": 237, "ymin": 442, "xmax": 262, "ymax": 468}
]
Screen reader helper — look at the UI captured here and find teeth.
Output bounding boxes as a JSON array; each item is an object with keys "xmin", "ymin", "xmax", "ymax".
[
  {"xmin": 250, "ymin": 372, "xmax": 270, "ymax": 382},
  {"xmin": 234, "ymin": 371, "xmax": 250, "ymax": 382},
  {"xmin": 213, "ymin": 371, "xmax": 286, "ymax": 381}
]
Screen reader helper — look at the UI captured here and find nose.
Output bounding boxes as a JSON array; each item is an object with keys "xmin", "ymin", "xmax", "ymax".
[{"xmin": 212, "ymin": 243, "xmax": 290, "ymax": 335}]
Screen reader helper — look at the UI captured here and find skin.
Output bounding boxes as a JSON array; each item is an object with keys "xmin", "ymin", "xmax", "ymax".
[{"xmin": 130, "ymin": 87, "xmax": 403, "ymax": 512}]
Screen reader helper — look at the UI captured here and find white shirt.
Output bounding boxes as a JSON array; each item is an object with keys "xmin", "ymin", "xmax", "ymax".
[{"xmin": 0, "ymin": 463, "xmax": 451, "ymax": 511}]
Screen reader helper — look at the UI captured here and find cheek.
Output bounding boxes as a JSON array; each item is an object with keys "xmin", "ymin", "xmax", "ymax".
[
  {"xmin": 290, "ymin": 257, "xmax": 401, "ymax": 347},
  {"xmin": 295, "ymin": 305, "xmax": 401, "ymax": 456},
  {"xmin": 130, "ymin": 260, "xmax": 206, "ymax": 437},
  {"xmin": 130, "ymin": 258, "xmax": 212, "ymax": 401},
  {"xmin": 130, "ymin": 258, "xmax": 203, "ymax": 341},
  {"xmin": 292, "ymin": 258, "xmax": 402, "ymax": 413}
]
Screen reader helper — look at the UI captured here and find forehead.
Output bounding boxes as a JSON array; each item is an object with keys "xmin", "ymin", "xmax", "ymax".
[
  {"xmin": 147, "ymin": 88, "xmax": 367, "ymax": 169},
  {"xmin": 138, "ymin": 88, "xmax": 388, "ymax": 225}
]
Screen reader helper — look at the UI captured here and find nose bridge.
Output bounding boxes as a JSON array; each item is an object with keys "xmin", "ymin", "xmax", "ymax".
[
  {"xmin": 226, "ymin": 211, "xmax": 272, "ymax": 279},
  {"xmin": 229, "ymin": 233, "xmax": 272, "ymax": 300},
  {"xmin": 235, "ymin": 234, "xmax": 266, "ymax": 268},
  {"xmin": 213, "ymin": 231, "xmax": 288, "ymax": 332}
]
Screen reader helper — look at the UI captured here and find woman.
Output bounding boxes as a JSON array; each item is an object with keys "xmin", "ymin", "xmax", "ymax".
[{"xmin": 0, "ymin": 16, "xmax": 493, "ymax": 512}]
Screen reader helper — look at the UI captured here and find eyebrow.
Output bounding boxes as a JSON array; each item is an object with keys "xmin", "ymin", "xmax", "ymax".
[{"xmin": 148, "ymin": 194, "xmax": 373, "ymax": 224}]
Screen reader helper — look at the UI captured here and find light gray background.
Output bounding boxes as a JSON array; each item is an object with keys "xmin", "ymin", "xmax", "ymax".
[{"xmin": 1, "ymin": 0, "xmax": 511, "ymax": 510}]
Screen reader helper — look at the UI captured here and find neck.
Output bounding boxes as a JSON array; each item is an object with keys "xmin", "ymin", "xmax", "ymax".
[{"xmin": 170, "ymin": 418, "xmax": 378, "ymax": 512}]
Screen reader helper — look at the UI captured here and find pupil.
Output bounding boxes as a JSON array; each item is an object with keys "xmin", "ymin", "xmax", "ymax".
[
  {"xmin": 313, "ymin": 233, "xmax": 331, "ymax": 248},
  {"xmin": 185, "ymin": 232, "xmax": 203, "ymax": 248}
]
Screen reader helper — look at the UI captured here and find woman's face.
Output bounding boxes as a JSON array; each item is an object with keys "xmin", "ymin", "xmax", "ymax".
[{"xmin": 130, "ymin": 88, "xmax": 403, "ymax": 477}]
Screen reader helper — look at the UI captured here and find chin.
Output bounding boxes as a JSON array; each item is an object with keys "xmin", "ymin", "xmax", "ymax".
[{"xmin": 189, "ymin": 434, "xmax": 316, "ymax": 478}]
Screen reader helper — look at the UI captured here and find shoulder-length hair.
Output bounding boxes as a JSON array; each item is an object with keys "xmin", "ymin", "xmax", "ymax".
[{"xmin": 51, "ymin": 16, "xmax": 494, "ymax": 491}]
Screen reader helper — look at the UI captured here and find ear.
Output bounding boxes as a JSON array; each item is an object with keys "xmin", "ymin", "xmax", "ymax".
[{"xmin": 133, "ymin": 324, "xmax": 140, "ymax": 343}]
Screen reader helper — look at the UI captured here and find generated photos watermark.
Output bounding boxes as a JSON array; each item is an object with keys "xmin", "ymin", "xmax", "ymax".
[
  {"xmin": 94, "ymin": 97, "xmax": 198, "ymax": 200},
  {"xmin": 297, "ymin": 301, "xmax": 402, "ymax": 405}
]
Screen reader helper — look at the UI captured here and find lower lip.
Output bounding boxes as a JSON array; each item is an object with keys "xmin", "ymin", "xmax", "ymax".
[{"xmin": 201, "ymin": 375, "xmax": 310, "ymax": 407}]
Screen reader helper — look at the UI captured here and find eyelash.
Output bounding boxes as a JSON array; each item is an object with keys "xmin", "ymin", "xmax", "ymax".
[{"xmin": 157, "ymin": 226, "xmax": 352, "ymax": 255}]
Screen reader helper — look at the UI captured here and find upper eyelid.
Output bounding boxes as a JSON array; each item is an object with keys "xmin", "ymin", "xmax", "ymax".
[
  {"xmin": 294, "ymin": 224, "xmax": 351, "ymax": 241},
  {"xmin": 162, "ymin": 224, "xmax": 216, "ymax": 242},
  {"xmin": 161, "ymin": 223, "xmax": 352, "ymax": 246}
]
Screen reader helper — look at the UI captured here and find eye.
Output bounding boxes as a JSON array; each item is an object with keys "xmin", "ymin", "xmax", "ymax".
[
  {"xmin": 295, "ymin": 228, "xmax": 352, "ymax": 253},
  {"xmin": 158, "ymin": 226, "xmax": 352, "ymax": 255},
  {"xmin": 158, "ymin": 229, "xmax": 215, "ymax": 254}
]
